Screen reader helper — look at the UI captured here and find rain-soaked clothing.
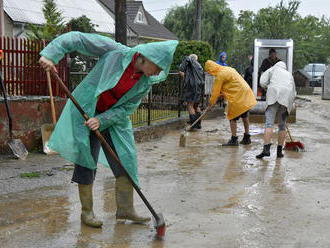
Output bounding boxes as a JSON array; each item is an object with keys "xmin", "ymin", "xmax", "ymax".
[
  {"xmin": 260, "ymin": 61, "xmax": 296, "ymax": 114},
  {"xmin": 258, "ymin": 55, "xmax": 281, "ymax": 98},
  {"xmin": 205, "ymin": 60, "xmax": 257, "ymax": 120},
  {"xmin": 216, "ymin": 51, "xmax": 228, "ymax": 66},
  {"xmin": 72, "ymin": 129, "xmax": 122, "ymax": 185},
  {"xmin": 96, "ymin": 53, "xmax": 142, "ymax": 112},
  {"xmin": 264, "ymin": 102, "xmax": 288, "ymax": 131},
  {"xmin": 40, "ymin": 31, "xmax": 178, "ymax": 185},
  {"xmin": 179, "ymin": 56, "xmax": 204, "ymax": 103}
]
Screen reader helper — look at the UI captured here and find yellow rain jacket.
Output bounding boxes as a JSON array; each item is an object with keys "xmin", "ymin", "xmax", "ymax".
[{"xmin": 205, "ymin": 60, "xmax": 257, "ymax": 120}]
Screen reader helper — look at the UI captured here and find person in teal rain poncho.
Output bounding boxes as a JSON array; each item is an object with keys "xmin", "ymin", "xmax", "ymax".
[{"xmin": 39, "ymin": 31, "xmax": 178, "ymax": 228}]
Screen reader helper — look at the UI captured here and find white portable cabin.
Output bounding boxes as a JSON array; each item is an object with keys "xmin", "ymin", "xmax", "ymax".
[
  {"xmin": 252, "ymin": 39, "xmax": 294, "ymax": 97},
  {"xmin": 250, "ymin": 39, "xmax": 296, "ymax": 122}
]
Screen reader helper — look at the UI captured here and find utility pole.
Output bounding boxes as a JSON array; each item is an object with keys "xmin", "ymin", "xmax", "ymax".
[
  {"xmin": 115, "ymin": 0, "xmax": 127, "ymax": 45},
  {"xmin": 0, "ymin": 0, "xmax": 5, "ymax": 36},
  {"xmin": 193, "ymin": 0, "xmax": 202, "ymax": 41}
]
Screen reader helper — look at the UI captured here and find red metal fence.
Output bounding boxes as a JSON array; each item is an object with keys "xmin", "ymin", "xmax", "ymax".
[{"xmin": 0, "ymin": 36, "xmax": 68, "ymax": 97}]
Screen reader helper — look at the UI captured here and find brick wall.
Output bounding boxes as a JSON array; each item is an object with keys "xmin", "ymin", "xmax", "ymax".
[{"xmin": 0, "ymin": 96, "xmax": 66, "ymax": 154}]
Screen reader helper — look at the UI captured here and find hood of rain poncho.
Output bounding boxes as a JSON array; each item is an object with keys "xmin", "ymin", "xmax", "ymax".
[
  {"xmin": 125, "ymin": 40, "xmax": 178, "ymax": 84},
  {"xmin": 94, "ymin": 39, "xmax": 178, "ymax": 97},
  {"xmin": 205, "ymin": 60, "xmax": 224, "ymax": 76},
  {"xmin": 273, "ymin": 61, "xmax": 287, "ymax": 70},
  {"xmin": 216, "ymin": 51, "xmax": 228, "ymax": 66}
]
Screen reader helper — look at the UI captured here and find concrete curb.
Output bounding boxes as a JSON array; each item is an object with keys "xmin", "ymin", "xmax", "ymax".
[{"xmin": 134, "ymin": 107, "xmax": 224, "ymax": 143}]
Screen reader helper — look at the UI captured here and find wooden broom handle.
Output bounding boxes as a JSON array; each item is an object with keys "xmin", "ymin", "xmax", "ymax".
[
  {"xmin": 286, "ymin": 125, "xmax": 294, "ymax": 142},
  {"xmin": 46, "ymin": 71, "xmax": 57, "ymax": 125},
  {"xmin": 185, "ymin": 108, "xmax": 209, "ymax": 131},
  {"xmin": 51, "ymin": 71, "xmax": 160, "ymax": 218}
]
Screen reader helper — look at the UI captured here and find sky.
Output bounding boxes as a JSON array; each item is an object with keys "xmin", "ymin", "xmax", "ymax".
[{"xmin": 142, "ymin": 0, "xmax": 330, "ymax": 22}]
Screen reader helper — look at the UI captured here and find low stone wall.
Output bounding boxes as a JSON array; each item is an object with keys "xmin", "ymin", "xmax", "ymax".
[
  {"xmin": 0, "ymin": 96, "xmax": 67, "ymax": 154},
  {"xmin": 0, "ymin": 95, "xmax": 224, "ymax": 154}
]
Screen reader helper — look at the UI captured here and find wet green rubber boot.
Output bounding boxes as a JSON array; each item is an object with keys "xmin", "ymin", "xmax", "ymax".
[
  {"xmin": 78, "ymin": 184, "xmax": 103, "ymax": 228},
  {"xmin": 115, "ymin": 176, "xmax": 151, "ymax": 223}
]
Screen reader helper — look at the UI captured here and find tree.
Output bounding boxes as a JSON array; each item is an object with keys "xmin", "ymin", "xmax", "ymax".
[
  {"xmin": 28, "ymin": 0, "xmax": 65, "ymax": 40},
  {"xmin": 231, "ymin": 0, "xmax": 330, "ymax": 71},
  {"xmin": 66, "ymin": 15, "xmax": 96, "ymax": 33},
  {"xmin": 164, "ymin": 0, "xmax": 235, "ymax": 57}
]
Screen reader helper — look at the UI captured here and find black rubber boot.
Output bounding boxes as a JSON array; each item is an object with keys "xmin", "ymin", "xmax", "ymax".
[
  {"xmin": 277, "ymin": 145, "xmax": 284, "ymax": 158},
  {"xmin": 256, "ymin": 144, "xmax": 271, "ymax": 159},
  {"xmin": 195, "ymin": 112, "xmax": 202, "ymax": 129},
  {"xmin": 240, "ymin": 133, "xmax": 251, "ymax": 145},
  {"xmin": 188, "ymin": 114, "xmax": 195, "ymax": 125},
  {"xmin": 222, "ymin": 136, "xmax": 239, "ymax": 146}
]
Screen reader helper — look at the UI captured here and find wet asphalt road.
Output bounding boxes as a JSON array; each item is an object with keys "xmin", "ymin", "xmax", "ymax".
[{"xmin": 0, "ymin": 96, "xmax": 329, "ymax": 248}]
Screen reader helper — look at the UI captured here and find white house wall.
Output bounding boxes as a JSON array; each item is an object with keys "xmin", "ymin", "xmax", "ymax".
[{"xmin": 4, "ymin": 12, "xmax": 13, "ymax": 36}]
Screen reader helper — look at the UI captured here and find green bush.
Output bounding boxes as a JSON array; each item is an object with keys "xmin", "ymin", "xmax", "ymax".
[{"xmin": 171, "ymin": 40, "xmax": 213, "ymax": 71}]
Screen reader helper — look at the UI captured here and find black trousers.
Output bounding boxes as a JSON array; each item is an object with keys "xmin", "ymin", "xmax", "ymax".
[{"xmin": 72, "ymin": 130, "xmax": 124, "ymax": 185}]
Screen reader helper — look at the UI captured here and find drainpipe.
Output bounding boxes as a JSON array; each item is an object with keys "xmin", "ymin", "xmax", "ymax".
[{"xmin": 0, "ymin": 0, "xmax": 5, "ymax": 36}]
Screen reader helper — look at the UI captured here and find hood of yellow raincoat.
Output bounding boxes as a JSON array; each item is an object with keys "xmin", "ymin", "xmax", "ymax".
[
  {"xmin": 125, "ymin": 40, "xmax": 179, "ymax": 84},
  {"xmin": 205, "ymin": 60, "xmax": 224, "ymax": 76}
]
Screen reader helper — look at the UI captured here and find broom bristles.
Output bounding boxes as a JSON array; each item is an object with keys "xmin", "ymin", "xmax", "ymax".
[
  {"xmin": 179, "ymin": 133, "xmax": 186, "ymax": 147},
  {"xmin": 285, "ymin": 141, "xmax": 305, "ymax": 150}
]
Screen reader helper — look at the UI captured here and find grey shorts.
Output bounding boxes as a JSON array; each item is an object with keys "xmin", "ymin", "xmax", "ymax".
[
  {"xmin": 265, "ymin": 102, "xmax": 288, "ymax": 131},
  {"xmin": 71, "ymin": 130, "xmax": 124, "ymax": 185}
]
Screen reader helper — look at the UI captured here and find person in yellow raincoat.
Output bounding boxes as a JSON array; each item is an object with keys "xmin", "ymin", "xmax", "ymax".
[
  {"xmin": 205, "ymin": 60, "xmax": 257, "ymax": 146},
  {"xmin": 39, "ymin": 32, "xmax": 178, "ymax": 228}
]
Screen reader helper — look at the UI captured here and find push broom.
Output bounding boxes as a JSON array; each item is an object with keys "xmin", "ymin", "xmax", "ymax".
[
  {"xmin": 51, "ymin": 72, "xmax": 166, "ymax": 238},
  {"xmin": 284, "ymin": 125, "xmax": 305, "ymax": 151}
]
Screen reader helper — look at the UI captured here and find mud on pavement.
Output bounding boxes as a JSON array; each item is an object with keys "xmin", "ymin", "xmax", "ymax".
[{"xmin": 0, "ymin": 96, "xmax": 330, "ymax": 248}]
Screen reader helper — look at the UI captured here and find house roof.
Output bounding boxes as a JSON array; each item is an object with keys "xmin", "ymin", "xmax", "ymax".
[
  {"xmin": 3, "ymin": 0, "xmax": 115, "ymax": 34},
  {"xmin": 98, "ymin": 0, "xmax": 177, "ymax": 40}
]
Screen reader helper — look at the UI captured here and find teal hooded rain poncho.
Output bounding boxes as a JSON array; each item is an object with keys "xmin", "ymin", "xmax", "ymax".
[{"xmin": 40, "ymin": 32, "xmax": 178, "ymax": 185}]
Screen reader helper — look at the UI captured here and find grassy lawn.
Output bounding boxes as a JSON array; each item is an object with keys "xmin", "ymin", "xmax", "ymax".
[{"xmin": 131, "ymin": 109, "xmax": 187, "ymax": 127}]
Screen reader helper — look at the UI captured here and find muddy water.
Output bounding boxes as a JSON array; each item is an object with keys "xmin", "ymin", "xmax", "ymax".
[{"xmin": 0, "ymin": 96, "xmax": 330, "ymax": 247}]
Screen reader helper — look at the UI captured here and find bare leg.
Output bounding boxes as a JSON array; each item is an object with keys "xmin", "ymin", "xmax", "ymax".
[
  {"xmin": 194, "ymin": 103, "xmax": 201, "ymax": 113},
  {"xmin": 242, "ymin": 117, "xmax": 250, "ymax": 134},
  {"xmin": 278, "ymin": 130, "xmax": 286, "ymax": 146},
  {"xmin": 187, "ymin": 102, "xmax": 196, "ymax": 115},
  {"xmin": 230, "ymin": 120, "xmax": 237, "ymax": 137},
  {"xmin": 264, "ymin": 128, "xmax": 273, "ymax": 144}
]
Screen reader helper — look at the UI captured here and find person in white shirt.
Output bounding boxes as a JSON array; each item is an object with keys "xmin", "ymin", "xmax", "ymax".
[{"xmin": 256, "ymin": 61, "xmax": 296, "ymax": 159}]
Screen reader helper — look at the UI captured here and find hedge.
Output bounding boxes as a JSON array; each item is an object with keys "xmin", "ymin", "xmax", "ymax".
[{"xmin": 171, "ymin": 40, "xmax": 213, "ymax": 71}]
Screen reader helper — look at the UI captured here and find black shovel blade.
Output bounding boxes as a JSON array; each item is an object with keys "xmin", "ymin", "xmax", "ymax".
[{"xmin": 8, "ymin": 139, "xmax": 28, "ymax": 160}]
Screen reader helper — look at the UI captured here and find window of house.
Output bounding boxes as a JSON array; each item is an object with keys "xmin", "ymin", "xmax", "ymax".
[
  {"xmin": 135, "ymin": 8, "xmax": 147, "ymax": 24},
  {"xmin": 137, "ymin": 12, "xmax": 143, "ymax": 23}
]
